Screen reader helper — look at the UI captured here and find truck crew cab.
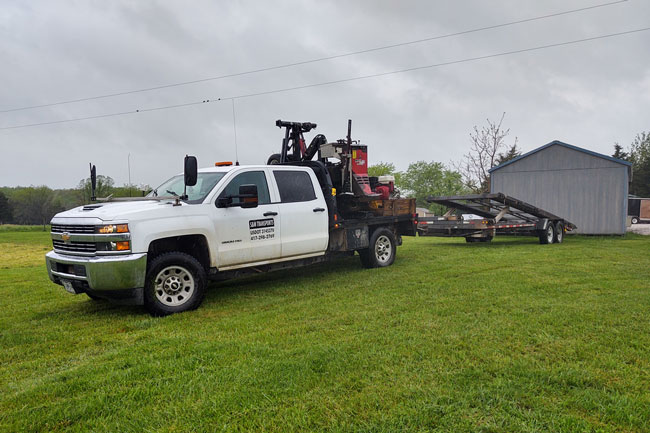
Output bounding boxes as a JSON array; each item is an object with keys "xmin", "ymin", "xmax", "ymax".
[{"xmin": 46, "ymin": 120, "xmax": 416, "ymax": 315}]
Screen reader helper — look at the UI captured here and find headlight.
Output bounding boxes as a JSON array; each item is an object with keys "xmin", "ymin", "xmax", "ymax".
[{"xmin": 96, "ymin": 224, "xmax": 129, "ymax": 234}]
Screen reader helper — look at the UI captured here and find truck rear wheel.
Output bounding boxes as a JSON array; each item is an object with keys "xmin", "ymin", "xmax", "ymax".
[
  {"xmin": 359, "ymin": 228, "xmax": 396, "ymax": 268},
  {"xmin": 539, "ymin": 223, "xmax": 555, "ymax": 245},
  {"xmin": 631, "ymin": 216, "xmax": 639, "ymax": 224},
  {"xmin": 144, "ymin": 252, "xmax": 207, "ymax": 316}
]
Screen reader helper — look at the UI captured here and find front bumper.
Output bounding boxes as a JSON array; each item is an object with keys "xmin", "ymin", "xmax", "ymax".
[{"xmin": 45, "ymin": 251, "xmax": 147, "ymax": 304}]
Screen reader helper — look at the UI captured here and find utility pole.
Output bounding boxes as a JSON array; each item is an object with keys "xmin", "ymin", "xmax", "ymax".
[{"xmin": 128, "ymin": 153, "xmax": 132, "ymax": 197}]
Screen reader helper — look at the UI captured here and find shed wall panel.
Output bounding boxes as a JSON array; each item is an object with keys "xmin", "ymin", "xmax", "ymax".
[{"xmin": 491, "ymin": 144, "xmax": 628, "ymax": 235}]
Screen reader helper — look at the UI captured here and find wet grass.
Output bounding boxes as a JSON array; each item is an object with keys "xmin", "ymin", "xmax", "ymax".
[{"xmin": 0, "ymin": 231, "xmax": 649, "ymax": 432}]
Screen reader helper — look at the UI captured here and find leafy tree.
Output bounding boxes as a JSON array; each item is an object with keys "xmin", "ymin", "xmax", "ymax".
[
  {"xmin": 0, "ymin": 191, "xmax": 12, "ymax": 224},
  {"xmin": 11, "ymin": 186, "xmax": 64, "ymax": 229},
  {"xmin": 628, "ymin": 132, "xmax": 650, "ymax": 197},
  {"xmin": 455, "ymin": 113, "xmax": 518, "ymax": 193},
  {"xmin": 112, "ymin": 183, "xmax": 151, "ymax": 198},
  {"xmin": 77, "ymin": 175, "xmax": 115, "ymax": 203},
  {"xmin": 368, "ymin": 162, "xmax": 397, "ymax": 178},
  {"xmin": 400, "ymin": 161, "xmax": 467, "ymax": 214},
  {"xmin": 612, "ymin": 143, "xmax": 629, "ymax": 161},
  {"xmin": 495, "ymin": 144, "xmax": 522, "ymax": 166}
]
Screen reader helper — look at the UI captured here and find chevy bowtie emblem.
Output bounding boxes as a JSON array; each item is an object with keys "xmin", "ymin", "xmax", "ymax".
[{"xmin": 61, "ymin": 232, "xmax": 71, "ymax": 242}]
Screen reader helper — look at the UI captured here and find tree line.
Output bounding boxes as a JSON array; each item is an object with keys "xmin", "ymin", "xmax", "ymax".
[
  {"xmin": 612, "ymin": 132, "xmax": 650, "ymax": 197},
  {"xmin": 0, "ymin": 177, "xmax": 149, "ymax": 228},
  {"xmin": 2, "ymin": 116, "xmax": 648, "ymax": 225}
]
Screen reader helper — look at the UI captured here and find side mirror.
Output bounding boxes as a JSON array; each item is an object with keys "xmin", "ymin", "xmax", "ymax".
[
  {"xmin": 184, "ymin": 155, "xmax": 198, "ymax": 187},
  {"xmin": 239, "ymin": 184, "xmax": 259, "ymax": 209},
  {"xmin": 216, "ymin": 196, "xmax": 232, "ymax": 208}
]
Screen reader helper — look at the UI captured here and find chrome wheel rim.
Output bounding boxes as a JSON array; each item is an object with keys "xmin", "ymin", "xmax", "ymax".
[
  {"xmin": 154, "ymin": 265, "xmax": 195, "ymax": 307},
  {"xmin": 556, "ymin": 226, "xmax": 563, "ymax": 242},
  {"xmin": 375, "ymin": 235, "xmax": 392, "ymax": 264}
]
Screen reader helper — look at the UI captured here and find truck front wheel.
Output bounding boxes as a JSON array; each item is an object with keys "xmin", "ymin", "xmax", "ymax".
[
  {"xmin": 359, "ymin": 228, "xmax": 396, "ymax": 268},
  {"xmin": 144, "ymin": 252, "xmax": 207, "ymax": 316}
]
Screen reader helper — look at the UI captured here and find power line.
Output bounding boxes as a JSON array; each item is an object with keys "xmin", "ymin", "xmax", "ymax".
[
  {"xmin": 1, "ymin": 26, "xmax": 648, "ymax": 131},
  {"xmin": 0, "ymin": 0, "xmax": 629, "ymax": 114}
]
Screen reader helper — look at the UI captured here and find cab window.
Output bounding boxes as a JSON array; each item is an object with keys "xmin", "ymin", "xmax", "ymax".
[
  {"xmin": 273, "ymin": 170, "xmax": 316, "ymax": 203},
  {"xmin": 218, "ymin": 171, "xmax": 270, "ymax": 205}
]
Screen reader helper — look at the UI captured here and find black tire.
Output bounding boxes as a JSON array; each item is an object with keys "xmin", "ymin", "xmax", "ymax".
[
  {"xmin": 631, "ymin": 217, "xmax": 639, "ymax": 224},
  {"xmin": 554, "ymin": 222, "xmax": 564, "ymax": 243},
  {"xmin": 144, "ymin": 252, "xmax": 207, "ymax": 316},
  {"xmin": 359, "ymin": 228, "xmax": 396, "ymax": 268},
  {"xmin": 267, "ymin": 154, "xmax": 281, "ymax": 165},
  {"xmin": 539, "ymin": 223, "xmax": 555, "ymax": 245}
]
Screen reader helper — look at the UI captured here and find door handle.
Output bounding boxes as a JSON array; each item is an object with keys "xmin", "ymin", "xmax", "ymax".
[
  {"xmin": 263, "ymin": 211, "xmax": 278, "ymax": 216},
  {"xmin": 313, "ymin": 208, "xmax": 326, "ymax": 212}
]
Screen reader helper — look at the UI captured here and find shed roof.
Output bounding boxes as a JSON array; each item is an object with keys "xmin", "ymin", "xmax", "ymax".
[{"xmin": 488, "ymin": 140, "xmax": 632, "ymax": 173}]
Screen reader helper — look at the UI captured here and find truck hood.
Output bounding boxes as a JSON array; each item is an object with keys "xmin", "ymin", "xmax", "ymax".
[{"xmin": 53, "ymin": 200, "xmax": 184, "ymax": 222}]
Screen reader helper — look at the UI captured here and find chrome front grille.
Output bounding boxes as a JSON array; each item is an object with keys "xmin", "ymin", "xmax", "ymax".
[
  {"xmin": 52, "ymin": 239, "xmax": 97, "ymax": 255},
  {"xmin": 51, "ymin": 224, "xmax": 95, "ymax": 234}
]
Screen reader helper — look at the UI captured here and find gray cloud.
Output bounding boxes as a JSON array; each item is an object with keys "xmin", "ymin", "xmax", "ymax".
[{"xmin": 1, "ymin": 0, "xmax": 649, "ymax": 189}]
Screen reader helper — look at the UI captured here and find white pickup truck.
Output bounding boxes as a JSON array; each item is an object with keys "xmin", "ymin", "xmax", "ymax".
[{"xmin": 46, "ymin": 161, "xmax": 416, "ymax": 315}]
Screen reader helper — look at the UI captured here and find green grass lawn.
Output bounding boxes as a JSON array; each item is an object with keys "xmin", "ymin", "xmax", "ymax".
[{"xmin": 1, "ymin": 231, "xmax": 649, "ymax": 432}]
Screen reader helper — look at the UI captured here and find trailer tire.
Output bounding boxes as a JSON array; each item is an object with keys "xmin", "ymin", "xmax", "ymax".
[
  {"xmin": 554, "ymin": 222, "xmax": 564, "ymax": 243},
  {"xmin": 144, "ymin": 252, "xmax": 207, "ymax": 317},
  {"xmin": 631, "ymin": 216, "xmax": 639, "ymax": 224},
  {"xmin": 359, "ymin": 228, "xmax": 396, "ymax": 268},
  {"xmin": 266, "ymin": 154, "xmax": 282, "ymax": 165},
  {"xmin": 539, "ymin": 223, "xmax": 555, "ymax": 245}
]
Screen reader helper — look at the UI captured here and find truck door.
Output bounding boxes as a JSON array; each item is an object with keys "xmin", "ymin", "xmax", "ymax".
[
  {"xmin": 214, "ymin": 170, "xmax": 281, "ymax": 267},
  {"xmin": 272, "ymin": 169, "xmax": 329, "ymax": 257}
]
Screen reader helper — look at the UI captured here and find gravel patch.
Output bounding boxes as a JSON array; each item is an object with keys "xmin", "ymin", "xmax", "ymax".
[{"xmin": 628, "ymin": 223, "xmax": 650, "ymax": 235}]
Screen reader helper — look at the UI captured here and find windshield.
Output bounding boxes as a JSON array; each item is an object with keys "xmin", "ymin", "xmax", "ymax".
[{"xmin": 148, "ymin": 172, "xmax": 226, "ymax": 204}]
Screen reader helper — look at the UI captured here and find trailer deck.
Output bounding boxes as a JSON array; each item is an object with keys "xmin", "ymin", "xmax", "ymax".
[{"xmin": 418, "ymin": 193, "xmax": 576, "ymax": 244}]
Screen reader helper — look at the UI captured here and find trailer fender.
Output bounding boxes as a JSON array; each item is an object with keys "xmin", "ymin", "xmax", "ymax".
[{"xmin": 535, "ymin": 218, "xmax": 550, "ymax": 231}]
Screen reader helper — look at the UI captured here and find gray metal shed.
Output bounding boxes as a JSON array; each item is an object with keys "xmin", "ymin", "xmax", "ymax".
[{"xmin": 489, "ymin": 140, "xmax": 632, "ymax": 235}]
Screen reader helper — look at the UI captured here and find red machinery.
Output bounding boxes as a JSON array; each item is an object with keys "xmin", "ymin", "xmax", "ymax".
[{"xmin": 267, "ymin": 119, "xmax": 397, "ymax": 199}]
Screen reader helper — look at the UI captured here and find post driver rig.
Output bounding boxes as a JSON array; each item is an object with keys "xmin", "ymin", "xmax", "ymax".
[{"xmin": 267, "ymin": 119, "xmax": 397, "ymax": 200}]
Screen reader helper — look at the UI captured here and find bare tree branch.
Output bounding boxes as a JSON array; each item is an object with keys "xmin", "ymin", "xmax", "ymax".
[{"xmin": 454, "ymin": 112, "xmax": 517, "ymax": 193}]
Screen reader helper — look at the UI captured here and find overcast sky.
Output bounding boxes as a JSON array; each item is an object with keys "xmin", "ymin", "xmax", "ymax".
[{"xmin": 1, "ymin": 0, "xmax": 649, "ymax": 189}]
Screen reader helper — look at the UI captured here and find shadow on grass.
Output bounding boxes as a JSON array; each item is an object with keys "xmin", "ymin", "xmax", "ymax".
[
  {"xmin": 432, "ymin": 238, "xmax": 544, "ymax": 247},
  {"xmin": 204, "ymin": 256, "xmax": 360, "ymax": 302}
]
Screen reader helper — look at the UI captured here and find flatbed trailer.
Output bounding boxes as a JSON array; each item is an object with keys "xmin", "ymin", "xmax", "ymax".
[{"xmin": 418, "ymin": 193, "xmax": 576, "ymax": 244}]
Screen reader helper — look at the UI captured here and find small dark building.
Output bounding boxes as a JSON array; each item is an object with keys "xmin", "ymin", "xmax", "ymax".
[
  {"xmin": 628, "ymin": 197, "xmax": 650, "ymax": 224},
  {"xmin": 489, "ymin": 140, "xmax": 632, "ymax": 235}
]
